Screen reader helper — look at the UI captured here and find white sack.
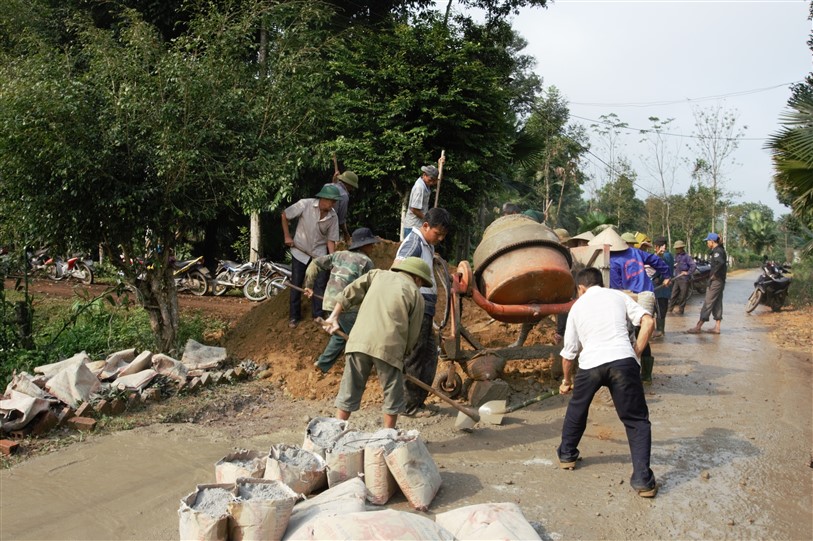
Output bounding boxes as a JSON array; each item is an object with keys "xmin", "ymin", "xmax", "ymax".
[
  {"xmin": 311, "ymin": 509, "xmax": 455, "ymax": 541},
  {"xmin": 182, "ymin": 339, "xmax": 226, "ymax": 370},
  {"xmin": 152, "ymin": 353, "xmax": 189, "ymax": 384},
  {"xmin": 0, "ymin": 390, "xmax": 54, "ymax": 432},
  {"xmin": 113, "ymin": 369, "xmax": 158, "ymax": 392},
  {"xmin": 4, "ymin": 371, "xmax": 49, "ymax": 400},
  {"xmin": 265, "ymin": 444, "xmax": 327, "ymax": 496},
  {"xmin": 99, "ymin": 348, "xmax": 137, "ymax": 380},
  {"xmin": 85, "ymin": 360, "xmax": 107, "ymax": 377},
  {"xmin": 302, "ymin": 417, "xmax": 347, "ymax": 459},
  {"xmin": 34, "ymin": 351, "xmax": 91, "ymax": 379},
  {"xmin": 118, "ymin": 350, "xmax": 154, "ymax": 377},
  {"xmin": 44, "ymin": 360, "xmax": 101, "ymax": 407},
  {"xmin": 385, "ymin": 433, "xmax": 442, "ymax": 512},
  {"xmin": 229, "ymin": 478, "xmax": 300, "ymax": 541},
  {"xmin": 363, "ymin": 429, "xmax": 399, "ymax": 505},
  {"xmin": 178, "ymin": 484, "xmax": 236, "ymax": 541},
  {"xmin": 282, "ymin": 478, "xmax": 368, "ymax": 541},
  {"xmin": 434, "ymin": 502, "xmax": 542, "ymax": 541},
  {"xmin": 215, "ymin": 449, "xmax": 266, "ymax": 484}
]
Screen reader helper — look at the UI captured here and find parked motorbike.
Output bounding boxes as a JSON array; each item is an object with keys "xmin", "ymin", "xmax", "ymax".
[
  {"xmin": 242, "ymin": 259, "xmax": 292, "ymax": 302},
  {"xmin": 691, "ymin": 258, "xmax": 711, "ymax": 295},
  {"xmin": 745, "ymin": 261, "xmax": 792, "ymax": 313},
  {"xmin": 46, "ymin": 255, "xmax": 94, "ymax": 285},
  {"xmin": 26, "ymin": 248, "xmax": 53, "ymax": 278},
  {"xmin": 211, "ymin": 259, "xmax": 259, "ymax": 296},
  {"xmin": 173, "ymin": 256, "xmax": 210, "ymax": 296}
]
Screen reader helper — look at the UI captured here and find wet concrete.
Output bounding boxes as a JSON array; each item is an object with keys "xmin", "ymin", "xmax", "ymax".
[{"xmin": 1, "ymin": 270, "xmax": 811, "ymax": 540}]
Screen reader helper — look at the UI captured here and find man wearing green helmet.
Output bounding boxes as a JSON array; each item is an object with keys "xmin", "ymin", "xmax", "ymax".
[
  {"xmin": 281, "ymin": 184, "xmax": 342, "ymax": 328},
  {"xmin": 322, "ymin": 256, "xmax": 431, "ymax": 428}
]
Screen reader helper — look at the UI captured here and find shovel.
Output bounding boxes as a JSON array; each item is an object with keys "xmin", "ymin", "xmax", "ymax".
[
  {"xmin": 478, "ymin": 388, "xmax": 561, "ymax": 424},
  {"xmin": 313, "ymin": 318, "xmax": 500, "ymax": 431}
]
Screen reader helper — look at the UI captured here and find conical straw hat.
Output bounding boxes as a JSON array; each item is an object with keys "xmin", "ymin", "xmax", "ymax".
[{"xmin": 588, "ymin": 226, "xmax": 628, "ymax": 252}]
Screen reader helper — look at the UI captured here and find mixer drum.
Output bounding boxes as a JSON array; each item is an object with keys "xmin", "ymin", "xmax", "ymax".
[{"xmin": 472, "ymin": 215, "xmax": 574, "ymax": 306}]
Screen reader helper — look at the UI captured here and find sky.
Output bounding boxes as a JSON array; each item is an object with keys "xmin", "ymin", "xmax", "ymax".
[{"xmin": 446, "ymin": 0, "xmax": 811, "ymax": 218}]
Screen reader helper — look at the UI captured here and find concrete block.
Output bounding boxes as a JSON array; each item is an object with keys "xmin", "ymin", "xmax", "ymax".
[
  {"xmin": 67, "ymin": 417, "xmax": 96, "ymax": 432},
  {"xmin": 0, "ymin": 439, "xmax": 20, "ymax": 456}
]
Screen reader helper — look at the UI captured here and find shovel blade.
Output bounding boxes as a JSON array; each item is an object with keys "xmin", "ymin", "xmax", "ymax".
[
  {"xmin": 478, "ymin": 400, "xmax": 507, "ymax": 425},
  {"xmin": 454, "ymin": 411, "xmax": 477, "ymax": 431}
]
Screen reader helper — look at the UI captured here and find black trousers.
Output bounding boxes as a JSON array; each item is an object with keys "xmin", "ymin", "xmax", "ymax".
[
  {"xmin": 403, "ymin": 313, "xmax": 437, "ymax": 413},
  {"xmin": 557, "ymin": 357, "xmax": 655, "ymax": 491},
  {"xmin": 289, "ymin": 257, "xmax": 328, "ymax": 321}
]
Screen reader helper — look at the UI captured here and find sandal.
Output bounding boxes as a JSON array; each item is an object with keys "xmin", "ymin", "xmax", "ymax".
[{"xmin": 637, "ymin": 485, "xmax": 659, "ymax": 498}]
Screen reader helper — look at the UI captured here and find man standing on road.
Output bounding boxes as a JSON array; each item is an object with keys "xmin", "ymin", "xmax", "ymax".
[
  {"xmin": 651, "ymin": 237, "xmax": 674, "ymax": 338},
  {"xmin": 557, "ymin": 267, "xmax": 658, "ymax": 498},
  {"xmin": 281, "ymin": 184, "xmax": 341, "ymax": 328},
  {"xmin": 322, "ymin": 257, "xmax": 430, "ymax": 429},
  {"xmin": 668, "ymin": 240, "xmax": 696, "ymax": 315},
  {"xmin": 401, "ymin": 157, "xmax": 445, "ymax": 239},
  {"xmin": 688, "ymin": 233, "xmax": 727, "ymax": 335}
]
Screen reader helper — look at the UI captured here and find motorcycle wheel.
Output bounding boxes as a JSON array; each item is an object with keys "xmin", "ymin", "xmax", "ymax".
[
  {"xmin": 265, "ymin": 275, "xmax": 288, "ymax": 298},
  {"xmin": 745, "ymin": 289, "xmax": 762, "ymax": 313},
  {"xmin": 76, "ymin": 262, "xmax": 94, "ymax": 285},
  {"xmin": 212, "ymin": 270, "xmax": 230, "ymax": 296},
  {"xmin": 186, "ymin": 269, "xmax": 209, "ymax": 296},
  {"xmin": 243, "ymin": 276, "xmax": 269, "ymax": 302},
  {"xmin": 45, "ymin": 264, "xmax": 61, "ymax": 281}
]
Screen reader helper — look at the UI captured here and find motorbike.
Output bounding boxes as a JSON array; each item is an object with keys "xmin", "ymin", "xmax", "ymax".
[
  {"xmin": 211, "ymin": 259, "xmax": 260, "ymax": 296},
  {"xmin": 45, "ymin": 255, "xmax": 94, "ymax": 285},
  {"xmin": 242, "ymin": 259, "xmax": 292, "ymax": 302},
  {"xmin": 173, "ymin": 256, "xmax": 210, "ymax": 296},
  {"xmin": 745, "ymin": 261, "xmax": 792, "ymax": 313},
  {"xmin": 691, "ymin": 258, "xmax": 711, "ymax": 295}
]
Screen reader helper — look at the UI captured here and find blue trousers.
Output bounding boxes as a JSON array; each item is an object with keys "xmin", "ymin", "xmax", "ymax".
[
  {"xmin": 557, "ymin": 357, "xmax": 655, "ymax": 491},
  {"xmin": 314, "ymin": 311, "xmax": 357, "ymax": 373},
  {"xmin": 289, "ymin": 257, "xmax": 328, "ymax": 321}
]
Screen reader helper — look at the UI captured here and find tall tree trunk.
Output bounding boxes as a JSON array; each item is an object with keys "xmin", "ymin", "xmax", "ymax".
[
  {"xmin": 140, "ymin": 258, "xmax": 180, "ymax": 354},
  {"xmin": 249, "ymin": 24, "xmax": 269, "ymax": 263}
]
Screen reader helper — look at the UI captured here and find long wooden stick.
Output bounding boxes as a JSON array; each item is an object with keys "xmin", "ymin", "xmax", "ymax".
[
  {"xmin": 332, "ymin": 152, "xmax": 339, "ymax": 176},
  {"xmin": 433, "ymin": 150, "xmax": 446, "ymax": 208}
]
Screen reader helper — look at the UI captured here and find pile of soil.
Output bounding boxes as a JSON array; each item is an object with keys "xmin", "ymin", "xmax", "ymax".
[{"xmin": 223, "ymin": 240, "xmax": 560, "ymax": 405}]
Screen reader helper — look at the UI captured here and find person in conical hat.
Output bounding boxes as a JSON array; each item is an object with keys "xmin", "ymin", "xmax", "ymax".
[
  {"xmin": 566, "ymin": 230, "xmax": 594, "ymax": 248},
  {"xmin": 589, "ymin": 226, "xmax": 629, "ymax": 252}
]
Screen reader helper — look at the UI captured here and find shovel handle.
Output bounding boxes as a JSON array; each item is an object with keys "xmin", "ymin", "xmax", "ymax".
[{"xmin": 504, "ymin": 389, "xmax": 559, "ymax": 414}]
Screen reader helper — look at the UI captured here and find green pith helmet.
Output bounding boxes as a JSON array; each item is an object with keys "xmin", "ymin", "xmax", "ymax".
[
  {"xmin": 315, "ymin": 184, "xmax": 342, "ymax": 200},
  {"xmin": 338, "ymin": 171, "xmax": 359, "ymax": 188},
  {"xmin": 621, "ymin": 232, "xmax": 637, "ymax": 244},
  {"xmin": 673, "ymin": 240, "xmax": 686, "ymax": 250},
  {"xmin": 392, "ymin": 257, "xmax": 433, "ymax": 287},
  {"xmin": 522, "ymin": 209, "xmax": 544, "ymax": 223},
  {"xmin": 553, "ymin": 227, "xmax": 571, "ymax": 242}
]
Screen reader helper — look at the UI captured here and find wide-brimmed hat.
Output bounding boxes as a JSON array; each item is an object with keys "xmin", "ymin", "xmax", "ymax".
[
  {"xmin": 348, "ymin": 227, "xmax": 380, "ymax": 251},
  {"xmin": 589, "ymin": 227, "xmax": 629, "ymax": 252},
  {"xmin": 553, "ymin": 227, "xmax": 571, "ymax": 243},
  {"xmin": 421, "ymin": 165, "xmax": 439, "ymax": 179},
  {"xmin": 522, "ymin": 209, "xmax": 544, "ymax": 223},
  {"xmin": 673, "ymin": 240, "xmax": 686, "ymax": 249},
  {"xmin": 704, "ymin": 232, "xmax": 720, "ymax": 242},
  {"xmin": 337, "ymin": 171, "xmax": 358, "ymax": 188},
  {"xmin": 571, "ymin": 231, "xmax": 595, "ymax": 242},
  {"xmin": 315, "ymin": 184, "xmax": 342, "ymax": 200},
  {"xmin": 392, "ymin": 257, "xmax": 433, "ymax": 287},
  {"xmin": 620, "ymin": 232, "xmax": 637, "ymax": 244}
]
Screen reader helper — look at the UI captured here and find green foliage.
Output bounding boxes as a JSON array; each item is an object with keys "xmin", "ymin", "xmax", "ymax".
[
  {"xmin": 788, "ymin": 257, "xmax": 813, "ymax": 306},
  {"xmin": 594, "ymin": 161, "xmax": 645, "ymax": 232}
]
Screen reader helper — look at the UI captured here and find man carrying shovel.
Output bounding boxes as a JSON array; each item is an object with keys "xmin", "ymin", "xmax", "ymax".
[
  {"xmin": 281, "ymin": 184, "xmax": 341, "ymax": 328},
  {"xmin": 320, "ymin": 257, "xmax": 431, "ymax": 429},
  {"xmin": 304, "ymin": 227, "xmax": 379, "ymax": 373}
]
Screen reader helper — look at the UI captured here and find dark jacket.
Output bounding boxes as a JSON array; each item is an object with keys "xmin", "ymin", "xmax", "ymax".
[{"xmin": 709, "ymin": 245, "xmax": 727, "ymax": 282}]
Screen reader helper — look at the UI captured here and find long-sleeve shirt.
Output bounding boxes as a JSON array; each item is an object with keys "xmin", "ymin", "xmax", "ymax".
[
  {"xmin": 673, "ymin": 252, "xmax": 697, "ymax": 281},
  {"xmin": 610, "ymin": 247, "xmax": 672, "ymax": 293},
  {"xmin": 709, "ymin": 245, "xmax": 727, "ymax": 282},
  {"xmin": 337, "ymin": 269, "xmax": 425, "ymax": 370},
  {"xmin": 304, "ymin": 250, "xmax": 374, "ymax": 312}
]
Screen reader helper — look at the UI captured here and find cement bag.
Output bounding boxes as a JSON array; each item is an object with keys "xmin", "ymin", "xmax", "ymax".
[
  {"xmin": 325, "ymin": 430, "xmax": 369, "ymax": 488},
  {"xmin": 44, "ymin": 359, "xmax": 101, "ymax": 407},
  {"xmin": 152, "ymin": 353, "xmax": 189, "ymax": 384},
  {"xmin": 182, "ymin": 339, "xmax": 226, "ymax": 370},
  {"xmin": 0, "ymin": 390, "xmax": 54, "ymax": 432},
  {"xmin": 434, "ymin": 502, "xmax": 542, "ymax": 540},
  {"xmin": 118, "ymin": 350, "xmax": 154, "ymax": 377},
  {"xmin": 265, "ymin": 444, "xmax": 327, "ymax": 496},
  {"xmin": 228, "ymin": 478, "xmax": 300, "ymax": 541},
  {"xmin": 34, "ymin": 351, "xmax": 91, "ymax": 379},
  {"xmin": 178, "ymin": 483, "xmax": 237, "ymax": 541},
  {"xmin": 302, "ymin": 417, "xmax": 347, "ymax": 459},
  {"xmin": 113, "ymin": 369, "xmax": 158, "ymax": 392},
  {"xmin": 363, "ymin": 428, "xmax": 398, "ymax": 505},
  {"xmin": 100, "ymin": 348, "xmax": 137, "ymax": 380},
  {"xmin": 4, "ymin": 371, "xmax": 49, "ymax": 400},
  {"xmin": 636, "ymin": 290, "xmax": 656, "ymax": 316},
  {"xmin": 215, "ymin": 449, "xmax": 266, "ymax": 484},
  {"xmin": 385, "ymin": 432, "xmax": 442, "ymax": 512},
  {"xmin": 282, "ymin": 477, "xmax": 367, "ymax": 541},
  {"xmin": 310, "ymin": 509, "xmax": 455, "ymax": 540}
]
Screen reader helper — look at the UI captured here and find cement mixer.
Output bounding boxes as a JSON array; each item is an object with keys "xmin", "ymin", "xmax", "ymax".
[{"xmin": 431, "ymin": 215, "xmax": 609, "ymax": 407}]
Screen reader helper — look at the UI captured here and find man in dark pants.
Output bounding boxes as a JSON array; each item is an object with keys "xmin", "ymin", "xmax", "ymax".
[
  {"xmin": 688, "ymin": 232, "xmax": 727, "ymax": 335},
  {"xmin": 557, "ymin": 267, "xmax": 658, "ymax": 498}
]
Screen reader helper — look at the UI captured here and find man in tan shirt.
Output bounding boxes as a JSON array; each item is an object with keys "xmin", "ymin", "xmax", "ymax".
[{"xmin": 322, "ymin": 257, "xmax": 431, "ymax": 428}]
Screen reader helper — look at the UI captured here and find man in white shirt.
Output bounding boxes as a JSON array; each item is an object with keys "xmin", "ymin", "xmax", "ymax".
[
  {"xmin": 557, "ymin": 267, "xmax": 658, "ymax": 498},
  {"xmin": 401, "ymin": 156, "xmax": 444, "ymax": 238}
]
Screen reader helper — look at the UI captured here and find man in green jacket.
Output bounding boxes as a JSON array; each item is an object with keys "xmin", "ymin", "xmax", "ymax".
[{"xmin": 321, "ymin": 257, "xmax": 431, "ymax": 428}]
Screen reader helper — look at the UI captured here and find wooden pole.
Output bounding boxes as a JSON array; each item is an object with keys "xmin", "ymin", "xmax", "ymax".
[{"xmin": 433, "ymin": 150, "xmax": 446, "ymax": 208}]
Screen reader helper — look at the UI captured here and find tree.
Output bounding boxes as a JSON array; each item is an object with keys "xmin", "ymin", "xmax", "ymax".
[
  {"xmin": 0, "ymin": 1, "xmax": 333, "ymax": 351},
  {"xmin": 640, "ymin": 116, "xmax": 681, "ymax": 246},
  {"xmin": 589, "ymin": 112, "xmax": 629, "ymax": 201},
  {"xmin": 733, "ymin": 204, "xmax": 777, "ymax": 256},
  {"xmin": 595, "ymin": 159, "xmax": 645, "ymax": 232},
  {"xmin": 689, "ymin": 105, "xmax": 746, "ymax": 236}
]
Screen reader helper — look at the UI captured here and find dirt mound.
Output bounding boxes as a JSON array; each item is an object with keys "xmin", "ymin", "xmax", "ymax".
[{"xmin": 224, "ymin": 240, "xmax": 560, "ymax": 404}]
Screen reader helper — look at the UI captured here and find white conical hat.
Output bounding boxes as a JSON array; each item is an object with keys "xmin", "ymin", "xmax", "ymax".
[{"xmin": 588, "ymin": 226, "xmax": 628, "ymax": 252}]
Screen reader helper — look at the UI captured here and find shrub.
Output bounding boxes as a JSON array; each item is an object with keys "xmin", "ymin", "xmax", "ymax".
[{"xmin": 788, "ymin": 258, "xmax": 813, "ymax": 307}]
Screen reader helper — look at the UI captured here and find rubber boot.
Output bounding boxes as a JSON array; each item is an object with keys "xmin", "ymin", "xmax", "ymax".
[{"xmin": 641, "ymin": 356, "xmax": 654, "ymax": 384}]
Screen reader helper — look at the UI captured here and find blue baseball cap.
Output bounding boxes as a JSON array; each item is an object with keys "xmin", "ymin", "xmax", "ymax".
[{"xmin": 704, "ymin": 232, "xmax": 720, "ymax": 242}]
